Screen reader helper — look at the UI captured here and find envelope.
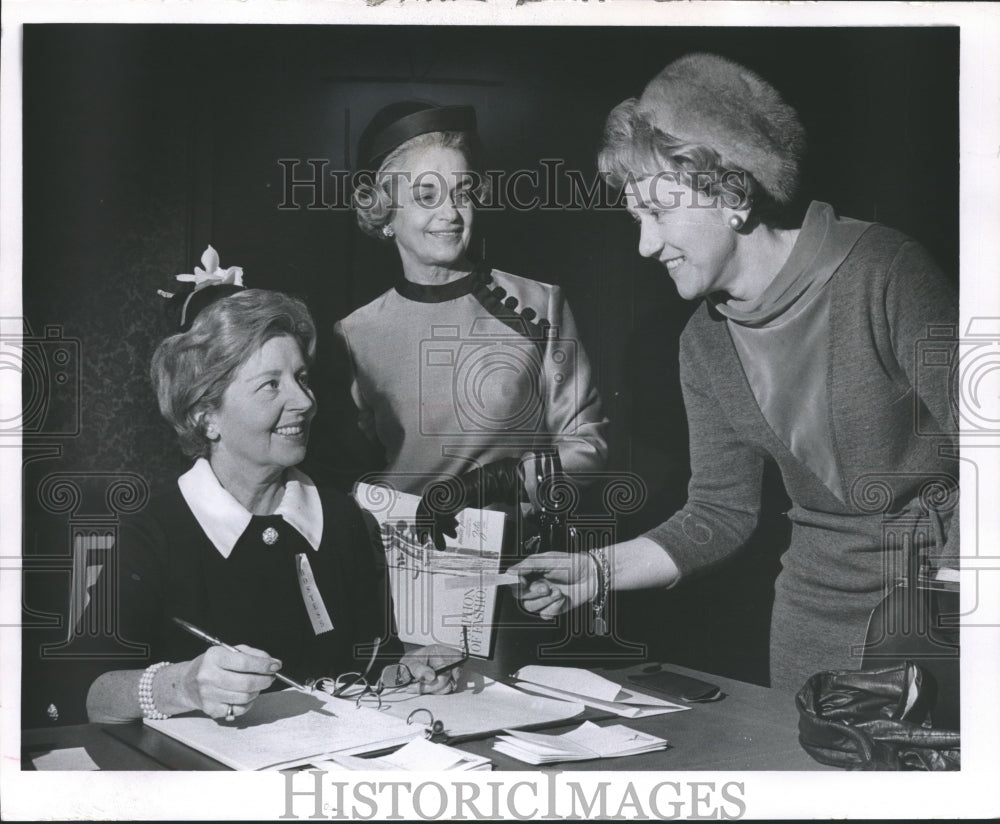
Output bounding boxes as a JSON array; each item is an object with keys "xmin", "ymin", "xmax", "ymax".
[{"xmin": 513, "ymin": 666, "xmax": 689, "ymax": 718}]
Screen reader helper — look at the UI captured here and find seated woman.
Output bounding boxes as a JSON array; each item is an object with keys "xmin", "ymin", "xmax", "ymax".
[{"xmin": 87, "ymin": 270, "xmax": 460, "ymax": 724}]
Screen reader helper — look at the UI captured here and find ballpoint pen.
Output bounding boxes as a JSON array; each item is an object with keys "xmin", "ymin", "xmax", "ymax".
[{"xmin": 172, "ymin": 616, "xmax": 312, "ymax": 693}]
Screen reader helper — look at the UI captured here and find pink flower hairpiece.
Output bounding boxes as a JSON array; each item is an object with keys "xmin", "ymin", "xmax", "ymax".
[{"xmin": 157, "ymin": 245, "xmax": 244, "ymax": 300}]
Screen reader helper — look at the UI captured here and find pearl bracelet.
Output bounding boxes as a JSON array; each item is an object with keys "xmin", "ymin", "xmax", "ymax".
[{"xmin": 138, "ymin": 661, "xmax": 171, "ymax": 720}]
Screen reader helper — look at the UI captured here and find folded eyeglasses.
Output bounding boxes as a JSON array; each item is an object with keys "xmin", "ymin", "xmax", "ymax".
[{"xmin": 306, "ymin": 627, "xmax": 469, "ymax": 738}]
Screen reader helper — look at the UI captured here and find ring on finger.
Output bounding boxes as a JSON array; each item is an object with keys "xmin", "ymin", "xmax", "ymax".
[{"xmin": 225, "ymin": 703, "xmax": 235, "ymax": 722}]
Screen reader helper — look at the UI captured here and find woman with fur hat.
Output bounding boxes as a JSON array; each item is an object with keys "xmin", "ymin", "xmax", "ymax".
[
  {"xmin": 513, "ymin": 54, "xmax": 958, "ymax": 690},
  {"xmin": 332, "ymin": 102, "xmax": 608, "ymax": 549}
]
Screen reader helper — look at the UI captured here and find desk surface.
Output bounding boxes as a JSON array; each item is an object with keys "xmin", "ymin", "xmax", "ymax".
[{"xmin": 22, "ymin": 662, "xmax": 824, "ymax": 771}]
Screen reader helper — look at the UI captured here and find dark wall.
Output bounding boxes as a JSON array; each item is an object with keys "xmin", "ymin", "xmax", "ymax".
[{"xmin": 20, "ymin": 25, "xmax": 958, "ymax": 725}]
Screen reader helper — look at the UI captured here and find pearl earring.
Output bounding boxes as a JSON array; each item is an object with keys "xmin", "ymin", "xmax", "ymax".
[
  {"xmin": 728, "ymin": 214, "xmax": 745, "ymax": 231},
  {"xmin": 382, "ymin": 225, "xmax": 395, "ymax": 239}
]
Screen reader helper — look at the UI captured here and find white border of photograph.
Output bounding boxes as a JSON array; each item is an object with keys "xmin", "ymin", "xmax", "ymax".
[{"xmin": 2, "ymin": 1, "xmax": 998, "ymax": 820}]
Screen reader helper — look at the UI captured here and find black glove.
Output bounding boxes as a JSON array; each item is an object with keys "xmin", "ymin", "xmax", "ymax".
[{"xmin": 416, "ymin": 457, "xmax": 522, "ymax": 550}]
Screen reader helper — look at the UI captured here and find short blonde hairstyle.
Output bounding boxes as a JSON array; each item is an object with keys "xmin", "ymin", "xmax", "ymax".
[
  {"xmin": 599, "ymin": 97, "xmax": 775, "ymax": 222},
  {"xmin": 151, "ymin": 289, "xmax": 316, "ymax": 459},
  {"xmin": 353, "ymin": 131, "xmax": 487, "ymax": 241}
]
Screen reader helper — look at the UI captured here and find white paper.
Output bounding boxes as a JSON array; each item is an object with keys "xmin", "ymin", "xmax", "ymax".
[
  {"xmin": 315, "ymin": 737, "xmax": 492, "ymax": 772},
  {"xmin": 495, "ymin": 722, "xmax": 668, "ymax": 764},
  {"xmin": 144, "ymin": 689, "xmax": 421, "ymax": 770},
  {"xmin": 513, "ymin": 667, "xmax": 689, "ymax": 718},
  {"xmin": 514, "ymin": 665, "xmax": 625, "ymax": 703},
  {"xmin": 557, "ymin": 722, "xmax": 667, "ymax": 756},
  {"xmin": 374, "ymin": 673, "xmax": 585, "ymax": 738},
  {"xmin": 30, "ymin": 747, "xmax": 100, "ymax": 771},
  {"xmin": 354, "ymin": 482, "xmax": 505, "ymax": 653},
  {"xmin": 380, "ymin": 737, "xmax": 483, "ymax": 770},
  {"xmin": 444, "ymin": 572, "xmax": 521, "ymax": 590}
]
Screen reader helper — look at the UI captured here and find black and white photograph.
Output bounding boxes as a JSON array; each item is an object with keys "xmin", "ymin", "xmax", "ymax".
[{"xmin": 2, "ymin": 1, "xmax": 998, "ymax": 819}]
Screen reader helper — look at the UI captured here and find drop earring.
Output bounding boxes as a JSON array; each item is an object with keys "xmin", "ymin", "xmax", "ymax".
[{"xmin": 382, "ymin": 225, "xmax": 395, "ymax": 239}]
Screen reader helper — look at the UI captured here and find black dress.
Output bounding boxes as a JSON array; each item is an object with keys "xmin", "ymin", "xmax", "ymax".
[{"xmin": 106, "ymin": 482, "xmax": 402, "ymax": 685}]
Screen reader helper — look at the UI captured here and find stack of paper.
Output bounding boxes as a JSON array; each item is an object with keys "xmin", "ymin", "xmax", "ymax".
[
  {"xmin": 315, "ymin": 737, "xmax": 492, "ymax": 772},
  {"xmin": 144, "ymin": 689, "xmax": 422, "ymax": 770},
  {"xmin": 513, "ymin": 666, "xmax": 690, "ymax": 718},
  {"xmin": 494, "ymin": 721, "xmax": 668, "ymax": 765}
]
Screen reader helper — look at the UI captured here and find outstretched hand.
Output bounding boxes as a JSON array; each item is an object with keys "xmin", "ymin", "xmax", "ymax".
[{"xmin": 510, "ymin": 551, "xmax": 598, "ymax": 619}]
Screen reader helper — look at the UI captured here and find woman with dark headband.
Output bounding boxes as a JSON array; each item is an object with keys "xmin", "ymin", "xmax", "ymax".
[
  {"xmin": 513, "ymin": 54, "xmax": 959, "ymax": 690},
  {"xmin": 335, "ymin": 102, "xmax": 608, "ymax": 548},
  {"xmin": 85, "ymin": 256, "xmax": 462, "ymax": 724}
]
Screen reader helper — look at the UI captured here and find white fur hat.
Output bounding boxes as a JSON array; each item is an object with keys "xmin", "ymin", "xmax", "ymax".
[{"xmin": 638, "ymin": 53, "xmax": 806, "ymax": 204}]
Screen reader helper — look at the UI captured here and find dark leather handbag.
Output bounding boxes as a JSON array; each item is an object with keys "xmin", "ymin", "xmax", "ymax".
[
  {"xmin": 796, "ymin": 663, "xmax": 960, "ymax": 770},
  {"xmin": 861, "ymin": 576, "xmax": 960, "ymax": 730}
]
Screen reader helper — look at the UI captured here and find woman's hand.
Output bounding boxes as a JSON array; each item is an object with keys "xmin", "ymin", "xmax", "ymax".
[
  {"xmin": 177, "ymin": 644, "xmax": 281, "ymax": 720},
  {"xmin": 510, "ymin": 551, "xmax": 599, "ymax": 619},
  {"xmin": 395, "ymin": 644, "xmax": 465, "ymax": 695},
  {"xmin": 416, "ymin": 458, "xmax": 523, "ymax": 550}
]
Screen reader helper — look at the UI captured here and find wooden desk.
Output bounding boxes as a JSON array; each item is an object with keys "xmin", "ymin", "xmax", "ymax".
[
  {"xmin": 22, "ymin": 662, "xmax": 825, "ymax": 771},
  {"xmin": 468, "ymin": 662, "xmax": 821, "ymax": 771}
]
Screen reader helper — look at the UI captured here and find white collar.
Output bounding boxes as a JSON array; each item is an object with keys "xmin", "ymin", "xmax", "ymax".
[{"xmin": 177, "ymin": 458, "xmax": 324, "ymax": 559}]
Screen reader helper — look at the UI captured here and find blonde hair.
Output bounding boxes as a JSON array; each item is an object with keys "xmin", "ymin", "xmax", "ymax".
[{"xmin": 599, "ymin": 97, "xmax": 773, "ymax": 220}]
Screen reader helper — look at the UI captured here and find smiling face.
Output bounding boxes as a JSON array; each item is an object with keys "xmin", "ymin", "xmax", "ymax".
[
  {"xmin": 387, "ymin": 144, "xmax": 474, "ymax": 279},
  {"xmin": 205, "ymin": 334, "xmax": 316, "ymax": 476},
  {"xmin": 623, "ymin": 173, "xmax": 743, "ymax": 301}
]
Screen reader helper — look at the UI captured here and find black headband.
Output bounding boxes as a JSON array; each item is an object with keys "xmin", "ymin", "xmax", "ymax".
[
  {"xmin": 360, "ymin": 105, "xmax": 477, "ymax": 170},
  {"xmin": 178, "ymin": 284, "xmax": 243, "ymax": 332}
]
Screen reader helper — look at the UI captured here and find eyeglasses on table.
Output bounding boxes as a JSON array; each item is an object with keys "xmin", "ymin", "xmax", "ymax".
[{"xmin": 306, "ymin": 626, "xmax": 468, "ymax": 732}]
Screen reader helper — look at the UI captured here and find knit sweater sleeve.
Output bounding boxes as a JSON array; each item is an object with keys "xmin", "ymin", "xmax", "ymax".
[
  {"xmin": 642, "ymin": 321, "xmax": 765, "ymax": 580},
  {"xmin": 884, "ymin": 240, "xmax": 960, "ymax": 566}
]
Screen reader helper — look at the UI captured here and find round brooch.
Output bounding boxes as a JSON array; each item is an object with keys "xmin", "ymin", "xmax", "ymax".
[{"xmin": 262, "ymin": 526, "xmax": 279, "ymax": 546}]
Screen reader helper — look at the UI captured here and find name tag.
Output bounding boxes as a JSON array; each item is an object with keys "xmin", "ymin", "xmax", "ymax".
[{"xmin": 295, "ymin": 553, "xmax": 334, "ymax": 635}]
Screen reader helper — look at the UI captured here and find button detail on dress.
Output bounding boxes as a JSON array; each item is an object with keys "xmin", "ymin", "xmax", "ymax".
[{"xmin": 262, "ymin": 526, "xmax": 280, "ymax": 546}]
